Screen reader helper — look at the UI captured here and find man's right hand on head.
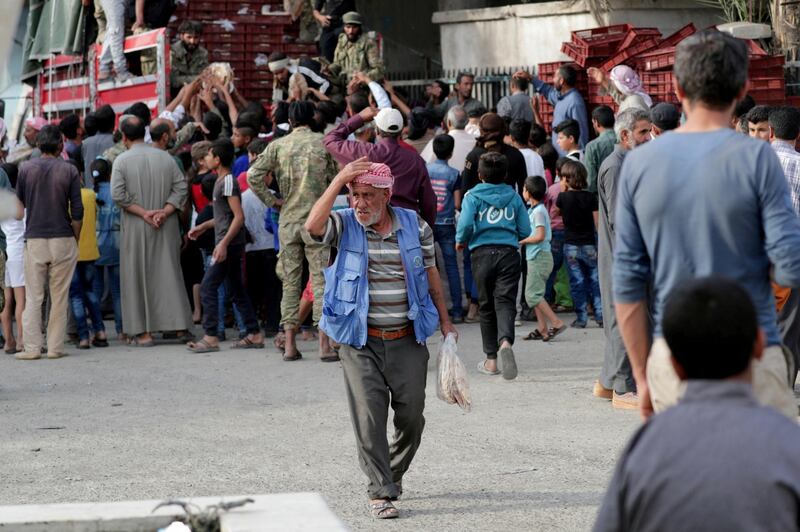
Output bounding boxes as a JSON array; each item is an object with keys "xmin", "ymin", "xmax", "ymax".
[
  {"xmin": 358, "ymin": 107, "xmax": 378, "ymax": 123},
  {"xmin": 336, "ymin": 157, "xmax": 372, "ymax": 186}
]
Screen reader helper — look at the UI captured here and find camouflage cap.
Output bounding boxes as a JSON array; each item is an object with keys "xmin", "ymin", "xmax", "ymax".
[{"xmin": 342, "ymin": 11, "xmax": 363, "ymax": 25}]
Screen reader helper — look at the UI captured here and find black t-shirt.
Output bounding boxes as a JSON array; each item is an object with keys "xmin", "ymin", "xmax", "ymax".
[
  {"xmin": 462, "ymin": 144, "xmax": 528, "ymax": 195},
  {"xmin": 556, "ymin": 190, "xmax": 598, "ymax": 245},
  {"xmin": 196, "ymin": 204, "xmax": 215, "ymax": 253}
]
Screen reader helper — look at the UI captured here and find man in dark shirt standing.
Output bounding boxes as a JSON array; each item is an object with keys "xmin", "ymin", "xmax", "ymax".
[
  {"xmin": 324, "ymin": 106, "xmax": 437, "ymax": 227},
  {"xmin": 313, "ymin": 0, "xmax": 355, "ymax": 62},
  {"xmin": 15, "ymin": 125, "xmax": 83, "ymax": 360},
  {"xmin": 594, "ymin": 277, "xmax": 800, "ymax": 532}
]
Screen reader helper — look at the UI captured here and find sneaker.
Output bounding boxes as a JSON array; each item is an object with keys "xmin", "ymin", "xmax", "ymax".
[
  {"xmin": 612, "ymin": 391, "xmax": 639, "ymax": 410},
  {"xmin": 571, "ymin": 319, "xmax": 587, "ymax": 328},
  {"xmin": 592, "ymin": 380, "xmax": 612, "ymax": 400},
  {"xmin": 15, "ymin": 351, "xmax": 41, "ymax": 360}
]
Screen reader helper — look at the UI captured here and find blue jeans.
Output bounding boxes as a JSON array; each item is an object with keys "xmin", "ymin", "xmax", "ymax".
[
  {"xmin": 462, "ymin": 247, "xmax": 479, "ymax": 304},
  {"xmin": 202, "ymin": 250, "xmax": 246, "ymax": 335},
  {"xmin": 545, "ymin": 229, "xmax": 565, "ymax": 303},
  {"xmin": 433, "ymin": 224, "xmax": 463, "ymax": 316},
  {"xmin": 564, "ymin": 243, "xmax": 602, "ymax": 324},
  {"xmin": 69, "ymin": 261, "xmax": 106, "ymax": 340},
  {"xmin": 95, "ymin": 264, "xmax": 122, "ymax": 334}
]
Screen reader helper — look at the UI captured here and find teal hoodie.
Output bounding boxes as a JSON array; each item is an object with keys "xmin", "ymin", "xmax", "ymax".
[{"xmin": 456, "ymin": 183, "xmax": 532, "ymax": 250}]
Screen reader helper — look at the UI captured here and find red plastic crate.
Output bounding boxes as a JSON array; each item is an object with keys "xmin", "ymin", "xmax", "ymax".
[
  {"xmin": 634, "ymin": 47, "xmax": 676, "ymax": 71},
  {"xmin": 561, "ymin": 42, "xmax": 603, "ymax": 67},
  {"xmin": 571, "ymin": 24, "xmax": 631, "ymax": 47},
  {"xmin": 748, "ymin": 78, "xmax": 785, "ymax": 90},
  {"xmin": 658, "ymin": 23, "xmax": 696, "ymax": 48},
  {"xmin": 750, "ymin": 55, "xmax": 786, "ymax": 69},
  {"xmin": 748, "ymin": 88, "xmax": 786, "ymax": 101},
  {"xmin": 617, "ymin": 27, "xmax": 661, "ymax": 50},
  {"xmin": 599, "ymin": 38, "xmax": 660, "ymax": 70}
]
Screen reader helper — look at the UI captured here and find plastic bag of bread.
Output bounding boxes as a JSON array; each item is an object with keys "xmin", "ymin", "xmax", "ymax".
[{"xmin": 436, "ymin": 333, "xmax": 471, "ymax": 412}]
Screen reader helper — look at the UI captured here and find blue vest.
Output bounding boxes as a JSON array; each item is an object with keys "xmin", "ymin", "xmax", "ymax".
[{"xmin": 319, "ymin": 207, "xmax": 439, "ymax": 349}]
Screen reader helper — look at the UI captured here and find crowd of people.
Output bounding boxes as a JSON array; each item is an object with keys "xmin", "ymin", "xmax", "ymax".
[{"xmin": 4, "ymin": 7, "xmax": 800, "ymax": 524}]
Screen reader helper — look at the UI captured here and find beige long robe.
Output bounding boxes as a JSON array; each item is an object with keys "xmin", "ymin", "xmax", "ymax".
[{"xmin": 111, "ymin": 143, "xmax": 192, "ymax": 336}]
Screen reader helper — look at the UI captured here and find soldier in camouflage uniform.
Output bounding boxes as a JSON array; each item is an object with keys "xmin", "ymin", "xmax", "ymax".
[
  {"xmin": 328, "ymin": 11, "xmax": 384, "ymax": 87},
  {"xmin": 247, "ymin": 101, "xmax": 338, "ymax": 362},
  {"xmin": 169, "ymin": 21, "xmax": 209, "ymax": 98}
]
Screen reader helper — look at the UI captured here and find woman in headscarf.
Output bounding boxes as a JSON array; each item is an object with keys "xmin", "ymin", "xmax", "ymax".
[{"xmin": 588, "ymin": 65, "xmax": 652, "ymax": 112}]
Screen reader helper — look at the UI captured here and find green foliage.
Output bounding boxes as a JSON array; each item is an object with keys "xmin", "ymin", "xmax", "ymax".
[{"xmin": 697, "ymin": 0, "xmax": 772, "ymax": 25}]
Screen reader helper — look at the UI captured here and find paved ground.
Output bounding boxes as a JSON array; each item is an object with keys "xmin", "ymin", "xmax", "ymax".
[{"xmin": 0, "ymin": 319, "xmax": 641, "ymax": 531}]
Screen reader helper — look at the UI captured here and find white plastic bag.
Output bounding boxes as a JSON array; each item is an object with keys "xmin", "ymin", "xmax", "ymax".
[{"xmin": 436, "ymin": 333, "xmax": 472, "ymax": 412}]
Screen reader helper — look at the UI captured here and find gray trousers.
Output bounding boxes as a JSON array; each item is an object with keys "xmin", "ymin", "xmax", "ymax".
[
  {"xmin": 598, "ymin": 245, "xmax": 636, "ymax": 394},
  {"xmin": 340, "ymin": 333, "xmax": 429, "ymax": 500},
  {"xmin": 99, "ymin": 0, "xmax": 128, "ymax": 75}
]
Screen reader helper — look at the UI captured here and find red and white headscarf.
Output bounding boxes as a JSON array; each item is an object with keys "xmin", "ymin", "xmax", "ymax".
[{"xmin": 351, "ymin": 162, "xmax": 394, "ymax": 193}]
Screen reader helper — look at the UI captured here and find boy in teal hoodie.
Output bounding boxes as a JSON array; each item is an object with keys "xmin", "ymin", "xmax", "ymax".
[{"xmin": 456, "ymin": 152, "xmax": 531, "ymax": 380}]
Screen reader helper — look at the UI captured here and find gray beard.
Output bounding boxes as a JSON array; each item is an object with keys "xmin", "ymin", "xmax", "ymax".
[{"xmin": 356, "ymin": 210, "xmax": 382, "ymax": 228}]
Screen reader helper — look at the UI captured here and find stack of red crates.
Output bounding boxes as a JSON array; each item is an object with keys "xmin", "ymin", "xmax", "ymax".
[
  {"xmin": 538, "ymin": 22, "xmax": 789, "ymax": 133},
  {"xmin": 170, "ymin": 0, "xmax": 318, "ymax": 104}
]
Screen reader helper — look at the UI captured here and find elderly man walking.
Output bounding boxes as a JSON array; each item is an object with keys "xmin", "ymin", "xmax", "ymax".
[
  {"xmin": 305, "ymin": 158, "xmax": 457, "ymax": 520},
  {"xmin": 594, "ymin": 108, "xmax": 651, "ymax": 409},
  {"xmin": 248, "ymin": 101, "xmax": 338, "ymax": 361},
  {"xmin": 111, "ymin": 116, "xmax": 193, "ymax": 347}
]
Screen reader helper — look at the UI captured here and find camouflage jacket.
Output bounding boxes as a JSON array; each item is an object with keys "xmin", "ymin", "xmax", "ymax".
[
  {"xmin": 329, "ymin": 33, "xmax": 384, "ymax": 84},
  {"xmin": 247, "ymin": 126, "xmax": 337, "ymax": 224},
  {"xmin": 170, "ymin": 41, "xmax": 209, "ymax": 90}
]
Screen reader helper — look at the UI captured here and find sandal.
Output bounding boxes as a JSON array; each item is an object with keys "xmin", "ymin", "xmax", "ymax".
[
  {"xmin": 523, "ymin": 330, "xmax": 546, "ymax": 341},
  {"xmin": 127, "ymin": 336, "xmax": 155, "ymax": 348},
  {"xmin": 187, "ymin": 338, "xmax": 220, "ymax": 353},
  {"xmin": 92, "ymin": 337, "xmax": 109, "ymax": 348},
  {"xmin": 477, "ymin": 360, "xmax": 501, "ymax": 375},
  {"xmin": 283, "ymin": 350, "xmax": 302, "ymax": 362},
  {"xmin": 369, "ymin": 500, "xmax": 399, "ymax": 519},
  {"xmin": 320, "ymin": 351, "xmax": 340, "ymax": 362},
  {"xmin": 548, "ymin": 324, "xmax": 569, "ymax": 339},
  {"xmin": 231, "ymin": 337, "xmax": 265, "ymax": 349}
]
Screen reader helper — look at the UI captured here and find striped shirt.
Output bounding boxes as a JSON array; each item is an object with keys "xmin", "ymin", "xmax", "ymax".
[
  {"xmin": 318, "ymin": 207, "xmax": 435, "ymax": 329},
  {"xmin": 213, "ymin": 174, "xmax": 245, "ymax": 246},
  {"xmin": 772, "ymin": 139, "xmax": 800, "ymax": 216}
]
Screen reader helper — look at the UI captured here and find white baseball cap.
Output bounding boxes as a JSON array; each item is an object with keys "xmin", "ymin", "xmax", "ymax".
[{"xmin": 374, "ymin": 108, "xmax": 404, "ymax": 134}]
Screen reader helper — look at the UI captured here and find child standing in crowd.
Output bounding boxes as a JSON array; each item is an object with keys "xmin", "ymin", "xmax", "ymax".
[
  {"xmin": 70, "ymin": 176, "xmax": 108, "ymax": 349},
  {"xmin": 457, "ymin": 152, "xmax": 531, "ymax": 380},
  {"xmin": 193, "ymin": 174, "xmax": 246, "ymax": 341},
  {"xmin": 187, "ymin": 139, "xmax": 263, "ymax": 352},
  {"xmin": 544, "ymin": 157, "xmax": 572, "ymax": 311},
  {"xmin": 231, "ymin": 125, "xmax": 257, "ymax": 182},
  {"xmin": 427, "ymin": 134, "xmax": 464, "ymax": 323},
  {"xmin": 238, "ymin": 138, "xmax": 268, "ymax": 192},
  {"xmin": 555, "ymin": 160, "xmax": 602, "ymax": 328},
  {"xmin": 92, "ymin": 158, "xmax": 123, "ymax": 340},
  {"xmin": 521, "ymin": 176, "xmax": 566, "ymax": 341},
  {"xmin": 554, "ymin": 119, "xmax": 583, "ymax": 161},
  {"xmin": 0, "ymin": 163, "xmax": 24, "ymax": 354},
  {"xmin": 241, "ymin": 139, "xmax": 281, "ymax": 338}
]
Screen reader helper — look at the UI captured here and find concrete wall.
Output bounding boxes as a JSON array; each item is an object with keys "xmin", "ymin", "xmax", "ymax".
[{"xmin": 432, "ymin": 0, "xmax": 723, "ymax": 70}]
